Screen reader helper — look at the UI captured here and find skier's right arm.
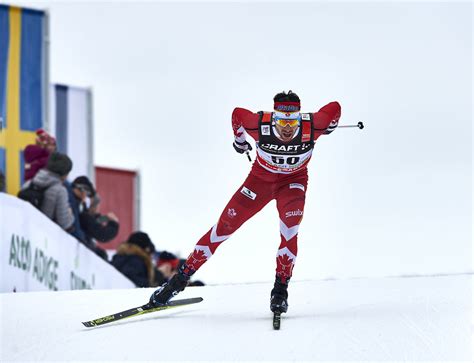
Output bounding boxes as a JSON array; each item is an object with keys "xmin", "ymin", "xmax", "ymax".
[{"xmin": 231, "ymin": 107, "xmax": 259, "ymax": 154}]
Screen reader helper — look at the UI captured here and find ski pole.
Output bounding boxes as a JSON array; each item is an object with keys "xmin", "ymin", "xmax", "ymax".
[
  {"xmin": 245, "ymin": 150, "xmax": 252, "ymax": 162},
  {"xmin": 244, "ymin": 121, "xmax": 364, "ymax": 163},
  {"xmin": 338, "ymin": 121, "xmax": 364, "ymax": 129}
]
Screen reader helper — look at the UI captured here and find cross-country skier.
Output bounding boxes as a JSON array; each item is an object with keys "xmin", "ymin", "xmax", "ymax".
[{"xmin": 150, "ymin": 91, "xmax": 341, "ymax": 315}]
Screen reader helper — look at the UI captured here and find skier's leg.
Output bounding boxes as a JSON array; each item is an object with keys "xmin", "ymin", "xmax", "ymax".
[
  {"xmin": 274, "ymin": 178, "xmax": 307, "ymax": 282},
  {"xmin": 271, "ymin": 176, "xmax": 308, "ymax": 312},
  {"xmin": 182, "ymin": 172, "xmax": 274, "ymax": 275},
  {"xmin": 150, "ymin": 171, "xmax": 273, "ymax": 305}
]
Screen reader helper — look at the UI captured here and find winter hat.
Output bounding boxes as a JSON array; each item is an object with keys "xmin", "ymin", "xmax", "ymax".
[
  {"xmin": 35, "ymin": 129, "xmax": 56, "ymax": 148},
  {"xmin": 157, "ymin": 251, "xmax": 180, "ymax": 270},
  {"xmin": 273, "ymin": 90, "xmax": 301, "ymax": 112},
  {"xmin": 128, "ymin": 231, "xmax": 155, "ymax": 252},
  {"xmin": 46, "ymin": 152, "xmax": 73, "ymax": 177},
  {"xmin": 72, "ymin": 176, "xmax": 96, "ymax": 197}
]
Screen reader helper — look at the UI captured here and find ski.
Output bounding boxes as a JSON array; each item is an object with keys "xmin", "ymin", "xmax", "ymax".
[
  {"xmin": 82, "ymin": 297, "xmax": 203, "ymax": 328},
  {"xmin": 273, "ymin": 312, "xmax": 281, "ymax": 330}
]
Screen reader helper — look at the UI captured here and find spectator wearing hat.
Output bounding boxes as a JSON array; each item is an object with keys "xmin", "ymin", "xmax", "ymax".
[
  {"xmin": 154, "ymin": 251, "xmax": 180, "ymax": 286},
  {"xmin": 154, "ymin": 252, "xmax": 205, "ymax": 287},
  {"xmin": 23, "ymin": 129, "xmax": 57, "ymax": 182},
  {"xmin": 22, "ymin": 152, "xmax": 74, "ymax": 231},
  {"xmin": 111, "ymin": 232, "xmax": 156, "ymax": 287}
]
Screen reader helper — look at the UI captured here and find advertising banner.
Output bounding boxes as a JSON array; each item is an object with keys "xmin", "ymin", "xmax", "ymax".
[{"xmin": 0, "ymin": 193, "xmax": 134, "ymax": 292}]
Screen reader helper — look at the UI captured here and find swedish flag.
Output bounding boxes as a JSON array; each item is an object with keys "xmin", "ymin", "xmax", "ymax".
[{"xmin": 0, "ymin": 5, "xmax": 46, "ymax": 195}]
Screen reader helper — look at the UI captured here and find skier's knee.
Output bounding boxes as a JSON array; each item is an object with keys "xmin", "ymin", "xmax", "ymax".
[{"xmin": 217, "ymin": 216, "xmax": 238, "ymax": 235}]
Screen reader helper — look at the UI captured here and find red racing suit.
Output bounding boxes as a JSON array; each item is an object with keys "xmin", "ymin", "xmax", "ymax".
[{"xmin": 182, "ymin": 102, "xmax": 341, "ymax": 283}]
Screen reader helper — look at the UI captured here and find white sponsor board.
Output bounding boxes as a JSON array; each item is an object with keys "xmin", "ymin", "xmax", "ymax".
[{"xmin": 0, "ymin": 193, "xmax": 134, "ymax": 292}]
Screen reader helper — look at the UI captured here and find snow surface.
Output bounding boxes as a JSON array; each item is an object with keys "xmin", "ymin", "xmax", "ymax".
[{"xmin": 1, "ymin": 274, "xmax": 472, "ymax": 362}]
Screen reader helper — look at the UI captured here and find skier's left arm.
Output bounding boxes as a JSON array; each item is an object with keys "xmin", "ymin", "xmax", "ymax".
[{"xmin": 312, "ymin": 101, "xmax": 341, "ymax": 141}]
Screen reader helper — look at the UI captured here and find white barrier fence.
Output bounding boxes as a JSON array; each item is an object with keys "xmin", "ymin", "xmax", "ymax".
[{"xmin": 0, "ymin": 193, "xmax": 134, "ymax": 292}]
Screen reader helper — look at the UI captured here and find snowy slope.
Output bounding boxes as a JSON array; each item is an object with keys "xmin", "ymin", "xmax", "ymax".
[{"xmin": 1, "ymin": 274, "xmax": 472, "ymax": 362}]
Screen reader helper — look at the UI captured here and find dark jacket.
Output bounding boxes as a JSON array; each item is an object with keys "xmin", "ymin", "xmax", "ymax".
[
  {"xmin": 64, "ymin": 181, "xmax": 87, "ymax": 243},
  {"xmin": 80, "ymin": 212, "xmax": 119, "ymax": 246},
  {"xmin": 111, "ymin": 243, "xmax": 155, "ymax": 287}
]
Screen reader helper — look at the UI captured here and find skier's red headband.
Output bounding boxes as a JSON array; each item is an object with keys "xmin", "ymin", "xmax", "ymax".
[{"xmin": 274, "ymin": 102, "xmax": 301, "ymax": 112}]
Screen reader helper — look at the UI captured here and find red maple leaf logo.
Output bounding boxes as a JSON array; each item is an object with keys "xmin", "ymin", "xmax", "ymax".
[
  {"xmin": 186, "ymin": 249, "xmax": 209, "ymax": 271},
  {"xmin": 277, "ymin": 254, "xmax": 295, "ymax": 279}
]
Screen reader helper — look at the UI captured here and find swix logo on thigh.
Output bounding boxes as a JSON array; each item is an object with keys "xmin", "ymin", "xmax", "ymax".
[
  {"xmin": 285, "ymin": 209, "xmax": 303, "ymax": 218},
  {"xmin": 289, "ymin": 183, "xmax": 305, "ymax": 191},
  {"xmin": 240, "ymin": 186, "xmax": 257, "ymax": 200}
]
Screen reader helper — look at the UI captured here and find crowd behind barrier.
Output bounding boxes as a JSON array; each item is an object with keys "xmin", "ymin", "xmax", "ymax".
[
  {"xmin": 0, "ymin": 193, "xmax": 135, "ymax": 292},
  {"xmin": 3, "ymin": 128, "xmax": 204, "ymax": 291}
]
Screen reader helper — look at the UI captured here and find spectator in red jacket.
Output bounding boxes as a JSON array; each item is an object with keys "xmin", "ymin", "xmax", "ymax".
[{"xmin": 24, "ymin": 129, "xmax": 57, "ymax": 182}]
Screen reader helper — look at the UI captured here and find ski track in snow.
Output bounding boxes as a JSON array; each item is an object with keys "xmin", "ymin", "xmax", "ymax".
[{"xmin": 1, "ymin": 274, "xmax": 472, "ymax": 362}]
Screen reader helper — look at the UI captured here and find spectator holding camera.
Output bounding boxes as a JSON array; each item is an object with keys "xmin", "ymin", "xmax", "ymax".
[
  {"xmin": 79, "ymin": 191, "xmax": 119, "ymax": 247},
  {"xmin": 65, "ymin": 176, "xmax": 119, "ymax": 260}
]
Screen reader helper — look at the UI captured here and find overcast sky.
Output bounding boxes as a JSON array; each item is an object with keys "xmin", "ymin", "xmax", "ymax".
[{"xmin": 8, "ymin": 0, "xmax": 472, "ymax": 284}]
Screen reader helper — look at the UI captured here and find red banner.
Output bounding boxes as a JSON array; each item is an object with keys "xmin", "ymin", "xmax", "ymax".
[{"xmin": 94, "ymin": 166, "xmax": 138, "ymax": 251}]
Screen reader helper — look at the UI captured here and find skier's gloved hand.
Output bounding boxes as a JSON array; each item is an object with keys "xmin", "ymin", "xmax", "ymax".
[{"xmin": 233, "ymin": 140, "xmax": 253, "ymax": 154}]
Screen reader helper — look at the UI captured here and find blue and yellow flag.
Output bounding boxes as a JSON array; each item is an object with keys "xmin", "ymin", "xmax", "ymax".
[{"xmin": 0, "ymin": 5, "xmax": 45, "ymax": 195}]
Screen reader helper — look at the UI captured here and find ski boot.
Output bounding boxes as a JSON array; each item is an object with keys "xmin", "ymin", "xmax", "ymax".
[
  {"xmin": 149, "ymin": 265, "xmax": 191, "ymax": 306},
  {"xmin": 270, "ymin": 278, "xmax": 289, "ymax": 313}
]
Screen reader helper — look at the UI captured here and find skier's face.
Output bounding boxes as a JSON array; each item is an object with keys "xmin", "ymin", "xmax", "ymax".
[{"xmin": 274, "ymin": 113, "xmax": 300, "ymax": 142}]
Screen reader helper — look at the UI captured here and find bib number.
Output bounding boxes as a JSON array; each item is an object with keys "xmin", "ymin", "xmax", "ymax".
[{"xmin": 271, "ymin": 156, "xmax": 300, "ymax": 165}]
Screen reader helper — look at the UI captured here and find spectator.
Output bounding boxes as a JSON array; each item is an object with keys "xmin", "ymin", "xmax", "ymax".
[
  {"xmin": 73, "ymin": 176, "xmax": 120, "ymax": 246},
  {"xmin": 64, "ymin": 175, "xmax": 117, "ymax": 261},
  {"xmin": 80, "ymin": 211, "xmax": 119, "ymax": 245},
  {"xmin": 154, "ymin": 253, "xmax": 205, "ymax": 287},
  {"xmin": 154, "ymin": 251, "xmax": 180, "ymax": 286},
  {"xmin": 24, "ymin": 129, "xmax": 57, "ymax": 182},
  {"xmin": 22, "ymin": 152, "xmax": 74, "ymax": 231},
  {"xmin": 64, "ymin": 178, "xmax": 88, "ymax": 243},
  {"xmin": 112, "ymin": 232, "xmax": 156, "ymax": 287}
]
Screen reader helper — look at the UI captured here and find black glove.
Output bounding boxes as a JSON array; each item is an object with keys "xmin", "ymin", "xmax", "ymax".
[{"xmin": 233, "ymin": 140, "xmax": 253, "ymax": 154}]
